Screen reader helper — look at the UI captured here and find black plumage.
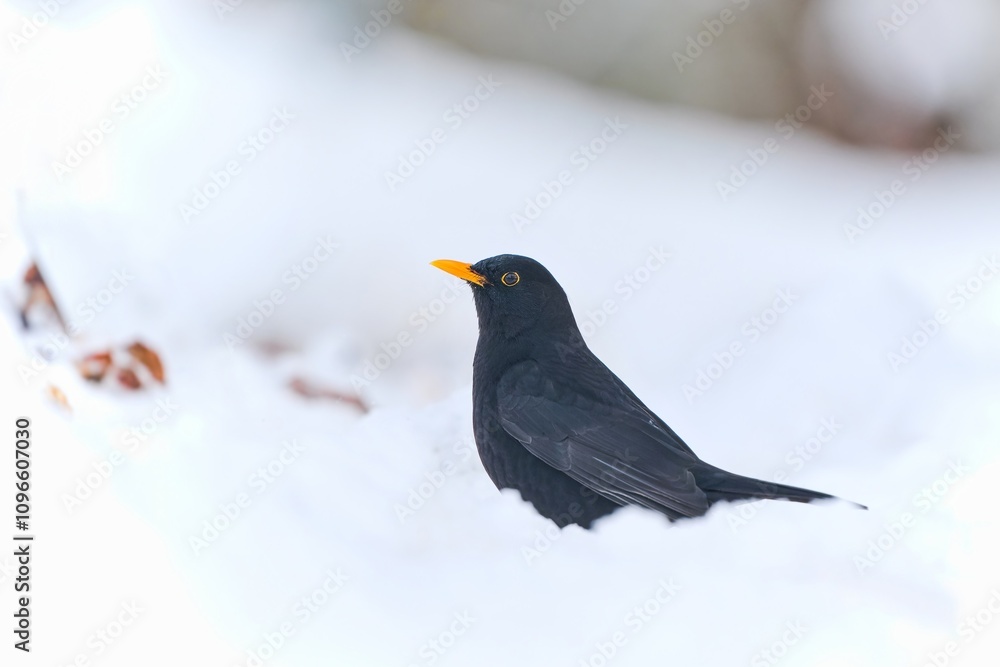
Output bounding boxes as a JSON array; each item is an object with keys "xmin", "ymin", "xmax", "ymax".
[{"xmin": 432, "ymin": 254, "xmax": 864, "ymax": 528}]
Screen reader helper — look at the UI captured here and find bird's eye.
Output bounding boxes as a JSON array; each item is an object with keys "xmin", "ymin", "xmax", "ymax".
[{"xmin": 501, "ymin": 271, "xmax": 520, "ymax": 287}]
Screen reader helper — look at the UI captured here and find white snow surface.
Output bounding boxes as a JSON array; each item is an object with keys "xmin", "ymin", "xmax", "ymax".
[{"xmin": 1, "ymin": 2, "xmax": 1000, "ymax": 666}]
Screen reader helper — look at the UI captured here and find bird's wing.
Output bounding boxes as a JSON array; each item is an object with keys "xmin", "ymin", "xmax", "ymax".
[
  {"xmin": 610, "ymin": 378, "xmax": 698, "ymax": 457},
  {"xmin": 496, "ymin": 360, "xmax": 709, "ymax": 519}
]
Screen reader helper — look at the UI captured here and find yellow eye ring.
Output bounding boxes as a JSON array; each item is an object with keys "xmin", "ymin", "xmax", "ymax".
[{"xmin": 501, "ymin": 271, "xmax": 520, "ymax": 286}]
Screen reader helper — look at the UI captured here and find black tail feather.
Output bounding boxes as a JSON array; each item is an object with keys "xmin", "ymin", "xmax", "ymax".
[{"xmin": 696, "ymin": 469, "xmax": 867, "ymax": 510}]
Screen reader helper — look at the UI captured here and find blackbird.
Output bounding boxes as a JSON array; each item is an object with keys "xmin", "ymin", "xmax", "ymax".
[{"xmin": 432, "ymin": 254, "xmax": 864, "ymax": 528}]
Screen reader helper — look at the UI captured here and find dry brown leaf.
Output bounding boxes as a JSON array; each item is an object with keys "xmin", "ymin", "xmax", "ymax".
[
  {"xmin": 127, "ymin": 341, "xmax": 165, "ymax": 384},
  {"xmin": 78, "ymin": 351, "xmax": 114, "ymax": 383},
  {"xmin": 46, "ymin": 384, "xmax": 71, "ymax": 412},
  {"xmin": 20, "ymin": 262, "xmax": 66, "ymax": 331},
  {"xmin": 289, "ymin": 377, "xmax": 368, "ymax": 413},
  {"xmin": 23, "ymin": 264, "xmax": 43, "ymax": 286},
  {"xmin": 117, "ymin": 368, "xmax": 142, "ymax": 390}
]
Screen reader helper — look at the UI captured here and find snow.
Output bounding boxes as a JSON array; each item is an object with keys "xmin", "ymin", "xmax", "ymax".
[{"xmin": 2, "ymin": 1, "xmax": 1000, "ymax": 666}]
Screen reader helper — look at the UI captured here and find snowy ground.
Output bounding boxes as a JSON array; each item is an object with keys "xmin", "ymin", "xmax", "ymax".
[{"xmin": 2, "ymin": 1, "xmax": 1000, "ymax": 666}]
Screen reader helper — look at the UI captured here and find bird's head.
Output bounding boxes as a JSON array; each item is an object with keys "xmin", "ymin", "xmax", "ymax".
[{"xmin": 431, "ymin": 254, "xmax": 577, "ymax": 340}]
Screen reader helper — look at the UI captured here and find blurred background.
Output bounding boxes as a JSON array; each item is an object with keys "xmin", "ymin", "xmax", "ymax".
[{"xmin": 1, "ymin": 1, "xmax": 999, "ymax": 665}]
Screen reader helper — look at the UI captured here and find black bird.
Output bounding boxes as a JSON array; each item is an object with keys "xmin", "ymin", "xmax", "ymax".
[{"xmin": 432, "ymin": 254, "xmax": 864, "ymax": 529}]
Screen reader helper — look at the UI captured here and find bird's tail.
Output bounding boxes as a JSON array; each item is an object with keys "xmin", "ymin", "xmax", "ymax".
[{"xmin": 695, "ymin": 468, "xmax": 867, "ymax": 510}]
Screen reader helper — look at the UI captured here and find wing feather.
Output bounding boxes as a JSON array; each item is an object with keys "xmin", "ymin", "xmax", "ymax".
[{"xmin": 497, "ymin": 360, "xmax": 709, "ymax": 519}]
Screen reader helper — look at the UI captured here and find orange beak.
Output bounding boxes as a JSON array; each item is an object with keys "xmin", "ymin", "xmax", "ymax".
[{"xmin": 430, "ymin": 259, "xmax": 488, "ymax": 286}]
